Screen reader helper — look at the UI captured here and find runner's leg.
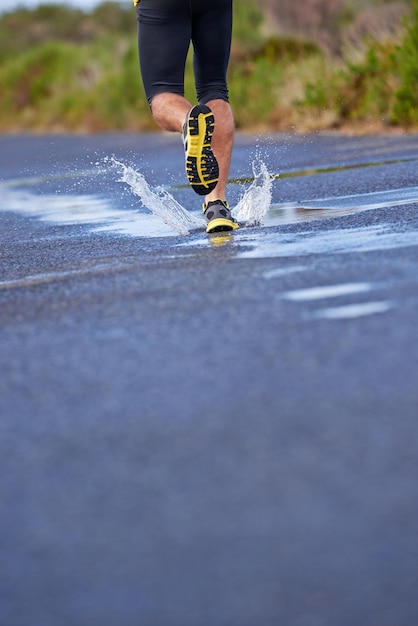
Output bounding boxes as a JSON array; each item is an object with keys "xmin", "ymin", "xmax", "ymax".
[
  {"xmin": 136, "ymin": 0, "xmax": 191, "ymax": 131},
  {"xmin": 191, "ymin": 0, "xmax": 234, "ymax": 202}
]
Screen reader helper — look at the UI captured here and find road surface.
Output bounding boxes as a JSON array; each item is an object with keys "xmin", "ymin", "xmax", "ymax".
[{"xmin": 1, "ymin": 132, "xmax": 418, "ymax": 626}]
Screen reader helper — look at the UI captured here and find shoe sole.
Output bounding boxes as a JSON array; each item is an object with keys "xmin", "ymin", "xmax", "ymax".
[
  {"xmin": 185, "ymin": 105, "xmax": 219, "ymax": 196},
  {"xmin": 206, "ymin": 218, "xmax": 239, "ymax": 234}
]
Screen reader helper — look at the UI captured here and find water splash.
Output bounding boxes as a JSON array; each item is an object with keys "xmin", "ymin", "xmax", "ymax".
[
  {"xmin": 110, "ymin": 158, "xmax": 204, "ymax": 236},
  {"xmin": 109, "ymin": 156, "xmax": 272, "ymax": 235},
  {"xmin": 233, "ymin": 159, "xmax": 272, "ymax": 226}
]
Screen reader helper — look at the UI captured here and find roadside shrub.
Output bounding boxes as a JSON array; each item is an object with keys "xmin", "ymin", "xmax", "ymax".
[
  {"xmin": 0, "ymin": 41, "xmax": 84, "ymax": 111},
  {"xmin": 392, "ymin": 0, "xmax": 418, "ymax": 125},
  {"xmin": 301, "ymin": 38, "xmax": 398, "ymax": 125},
  {"xmin": 229, "ymin": 55, "xmax": 283, "ymax": 128},
  {"xmin": 0, "ymin": 37, "xmax": 150, "ymax": 132},
  {"xmin": 0, "ymin": 2, "xmax": 135, "ymax": 62},
  {"xmin": 337, "ymin": 40, "xmax": 398, "ymax": 120},
  {"xmin": 1, "ymin": 0, "xmax": 418, "ymax": 132},
  {"xmin": 254, "ymin": 35, "xmax": 321, "ymax": 62},
  {"xmin": 260, "ymin": 0, "xmax": 348, "ymax": 54},
  {"xmin": 303, "ymin": 0, "xmax": 418, "ymax": 127},
  {"xmin": 232, "ymin": 0, "xmax": 263, "ymax": 49}
]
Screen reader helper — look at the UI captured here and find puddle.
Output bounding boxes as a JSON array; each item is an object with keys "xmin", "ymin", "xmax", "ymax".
[
  {"xmin": 0, "ymin": 185, "xmax": 179, "ymax": 237},
  {"xmin": 110, "ymin": 158, "xmax": 203, "ymax": 236},
  {"xmin": 236, "ymin": 223, "xmax": 418, "ymax": 259},
  {"xmin": 111, "ymin": 156, "xmax": 272, "ymax": 234},
  {"xmin": 271, "ymin": 156, "xmax": 418, "ymax": 181},
  {"xmin": 0, "ymin": 157, "xmax": 272, "ymax": 238},
  {"xmin": 1, "ymin": 155, "xmax": 418, "ymax": 247},
  {"xmin": 264, "ymin": 186, "xmax": 418, "ymax": 226}
]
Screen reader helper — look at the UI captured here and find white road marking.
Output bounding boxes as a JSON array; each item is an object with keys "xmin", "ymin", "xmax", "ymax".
[
  {"xmin": 277, "ymin": 281, "xmax": 395, "ymax": 321},
  {"xmin": 262, "ymin": 265, "xmax": 307, "ymax": 279},
  {"xmin": 282, "ymin": 282, "xmax": 372, "ymax": 301},
  {"xmin": 311, "ymin": 301, "xmax": 393, "ymax": 320}
]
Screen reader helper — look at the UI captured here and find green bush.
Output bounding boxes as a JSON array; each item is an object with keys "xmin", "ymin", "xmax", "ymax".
[
  {"xmin": 254, "ymin": 36, "xmax": 321, "ymax": 63},
  {"xmin": 1, "ymin": 0, "xmax": 418, "ymax": 132},
  {"xmin": 0, "ymin": 41, "xmax": 83, "ymax": 109},
  {"xmin": 0, "ymin": 2, "xmax": 135, "ymax": 62},
  {"xmin": 229, "ymin": 56, "xmax": 283, "ymax": 128},
  {"xmin": 302, "ymin": 38, "xmax": 398, "ymax": 124},
  {"xmin": 0, "ymin": 36, "xmax": 150, "ymax": 131},
  {"xmin": 337, "ymin": 41, "xmax": 398, "ymax": 120},
  {"xmin": 392, "ymin": 0, "xmax": 418, "ymax": 125},
  {"xmin": 232, "ymin": 0, "xmax": 263, "ymax": 49}
]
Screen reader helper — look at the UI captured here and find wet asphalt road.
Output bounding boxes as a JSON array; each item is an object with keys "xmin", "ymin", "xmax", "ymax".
[{"xmin": 1, "ymin": 132, "xmax": 418, "ymax": 626}]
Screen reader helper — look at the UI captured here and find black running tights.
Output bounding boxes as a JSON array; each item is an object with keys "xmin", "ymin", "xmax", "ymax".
[{"xmin": 136, "ymin": 0, "xmax": 232, "ymax": 105}]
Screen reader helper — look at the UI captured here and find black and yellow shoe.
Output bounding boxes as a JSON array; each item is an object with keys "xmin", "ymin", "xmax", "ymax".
[
  {"xmin": 183, "ymin": 105, "xmax": 219, "ymax": 196},
  {"xmin": 203, "ymin": 199, "xmax": 239, "ymax": 234}
]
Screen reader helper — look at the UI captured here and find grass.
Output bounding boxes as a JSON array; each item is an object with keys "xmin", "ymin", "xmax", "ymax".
[{"xmin": 0, "ymin": 0, "xmax": 418, "ymax": 134}]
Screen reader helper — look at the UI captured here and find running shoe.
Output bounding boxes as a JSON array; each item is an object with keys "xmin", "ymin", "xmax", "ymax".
[
  {"xmin": 203, "ymin": 199, "xmax": 239, "ymax": 233},
  {"xmin": 183, "ymin": 104, "xmax": 219, "ymax": 195}
]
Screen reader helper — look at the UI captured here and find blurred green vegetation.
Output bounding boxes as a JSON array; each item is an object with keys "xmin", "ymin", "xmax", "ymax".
[
  {"xmin": 0, "ymin": 0, "xmax": 417, "ymax": 133},
  {"xmin": 301, "ymin": 0, "xmax": 418, "ymax": 129}
]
